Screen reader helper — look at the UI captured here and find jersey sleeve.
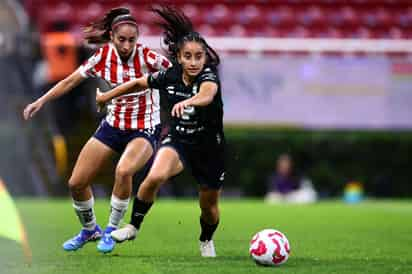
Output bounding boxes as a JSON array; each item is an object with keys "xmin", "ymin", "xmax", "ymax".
[
  {"xmin": 198, "ymin": 67, "xmax": 219, "ymax": 85},
  {"xmin": 147, "ymin": 69, "xmax": 170, "ymax": 89},
  {"xmin": 78, "ymin": 47, "xmax": 105, "ymax": 78},
  {"xmin": 144, "ymin": 48, "xmax": 172, "ymax": 72}
]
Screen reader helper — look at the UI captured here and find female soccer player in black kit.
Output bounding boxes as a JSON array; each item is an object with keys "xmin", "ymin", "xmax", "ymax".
[{"xmin": 96, "ymin": 6, "xmax": 225, "ymax": 257}]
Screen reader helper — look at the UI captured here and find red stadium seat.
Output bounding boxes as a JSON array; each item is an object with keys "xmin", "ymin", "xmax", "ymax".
[
  {"xmin": 181, "ymin": 4, "xmax": 204, "ymax": 25},
  {"xmin": 75, "ymin": 3, "xmax": 105, "ymax": 28},
  {"xmin": 398, "ymin": 7, "xmax": 412, "ymax": 28},
  {"xmin": 23, "ymin": 0, "xmax": 412, "ymax": 41},
  {"xmin": 340, "ymin": 6, "xmax": 361, "ymax": 27},
  {"xmin": 198, "ymin": 24, "xmax": 218, "ymax": 37},
  {"xmin": 135, "ymin": 7, "xmax": 157, "ymax": 25},
  {"xmin": 235, "ymin": 5, "xmax": 265, "ymax": 28},
  {"xmin": 226, "ymin": 24, "xmax": 248, "ymax": 37},
  {"xmin": 351, "ymin": 27, "xmax": 374, "ymax": 39},
  {"xmin": 257, "ymin": 26, "xmax": 283, "ymax": 37},
  {"xmin": 205, "ymin": 4, "xmax": 232, "ymax": 27},
  {"xmin": 388, "ymin": 27, "xmax": 404, "ymax": 39},
  {"xmin": 324, "ymin": 27, "xmax": 345, "ymax": 38},
  {"xmin": 266, "ymin": 6, "xmax": 295, "ymax": 27},
  {"xmin": 297, "ymin": 5, "xmax": 326, "ymax": 27},
  {"xmin": 40, "ymin": 3, "xmax": 74, "ymax": 32},
  {"xmin": 375, "ymin": 7, "xmax": 394, "ymax": 27},
  {"xmin": 288, "ymin": 26, "xmax": 311, "ymax": 38}
]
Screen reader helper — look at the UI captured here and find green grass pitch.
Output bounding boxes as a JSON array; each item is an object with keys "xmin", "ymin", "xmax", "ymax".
[{"xmin": 1, "ymin": 199, "xmax": 411, "ymax": 274}]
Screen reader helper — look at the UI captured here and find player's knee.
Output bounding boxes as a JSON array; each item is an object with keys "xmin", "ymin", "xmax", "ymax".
[
  {"xmin": 201, "ymin": 204, "xmax": 219, "ymax": 220},
  {"xmin": 68, "ymin": 176, "xmax": 86, "ymax": 193},
  {"xmin": 149, "ymin": 171, "xmax": 169, "ymax": 185},
  {"xmin": 115, "ymin": 165, "xmax": 133, "ymax": 182},
  {"xmin": 139, "ymin": 171, "xmax": 169, "ymax": 197}
]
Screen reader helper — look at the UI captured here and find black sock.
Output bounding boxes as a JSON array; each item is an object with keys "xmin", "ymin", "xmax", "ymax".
[
  {"xmin": 130, "ymin": 197, "xmax": 153, "ymax": 230},
  {"xmin": 199, "ymin": 218, "xmax": 219, "ymax": 241}
]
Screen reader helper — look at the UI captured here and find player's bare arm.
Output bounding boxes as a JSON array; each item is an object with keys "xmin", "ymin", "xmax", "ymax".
[
  {"xmin": 95, "ymin": 76, "xmax": 149, "ymax": 106},
  {"xmin": 23, "ymin": 69, "xmax": 84, "ymax": 120},
  {"xmin": 171, "ymin": 81, "xmax": 218, "ymax": 118}
]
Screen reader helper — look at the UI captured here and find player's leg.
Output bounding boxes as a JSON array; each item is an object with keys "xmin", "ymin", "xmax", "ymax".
[
  {"xmin": 198, "ymin": 187, "xmax": 221, "ymax": 257},
  {"xmin": 111, "ymin": 146, "xmax": 184, "ymax": 242},
  {"xmin": 193, "ymin": 141, "xmax": 225, "ymax": 257},
  {"xmin": 97, "ymin": 137, "xmax": 153, "ymax": 253},
  {"xmin": 63, "ymin": 137, "xmax": 115, "ymax": 251}
]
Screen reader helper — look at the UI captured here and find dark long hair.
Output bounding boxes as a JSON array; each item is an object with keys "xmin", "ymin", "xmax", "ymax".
[
  {"xmin": 151, "ymin": 6, "xmax": 220, "ymax": 67},
  {"xmin": 84, "ymin": 7, "xmax": 138, "ymax": 44}
]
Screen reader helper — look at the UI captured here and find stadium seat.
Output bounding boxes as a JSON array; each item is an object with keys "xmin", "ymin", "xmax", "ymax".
[
  {"xmin": 40, "ymin": 3, "xmax": 74, "ymax": 32},
  {"xmin": 235, "ymin": 5, "xmax": 265, "ymax": 28},
  {"xmin": 181, "ymin": 4, "xmax": 204, "ymax": 25},
  {"xmin": 23, "ymin": 0, "xmax": 412, "ymax": 40},
  {"xmin": 75, "ymin": 3, "xmax": 104, "ymax": 28},
  {"xmin": 204, "ymin": 4, "xmax": 232, "ymax": 27}
]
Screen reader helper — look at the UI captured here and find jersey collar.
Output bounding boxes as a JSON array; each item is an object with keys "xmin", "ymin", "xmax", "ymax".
[{"xmin": 109, "ymin": 42, "xmax": 137, "ymax": 64}]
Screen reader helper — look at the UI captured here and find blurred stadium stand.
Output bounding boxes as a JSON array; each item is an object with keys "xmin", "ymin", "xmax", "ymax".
[
  {"xmin": 23, "ymin": 0, "xmax": 412, "ymax": 40},
  {"xmin": 0, "ymin": 0, "xmax": 61, "ymax": 195}
]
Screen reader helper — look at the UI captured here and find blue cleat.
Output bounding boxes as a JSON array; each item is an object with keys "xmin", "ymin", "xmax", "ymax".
[
  {"xmin": 97, "ymin": 226, "xmax": 117, "ymax": 254},
  {"xmin": 62, "ymin": 225, "xmax": 102, "ymax": 251}
]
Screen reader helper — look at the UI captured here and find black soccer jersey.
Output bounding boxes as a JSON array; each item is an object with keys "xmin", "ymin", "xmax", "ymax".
[{"xmin": 148, "ymin": 64, "xmax": 224, "ymax": 145}]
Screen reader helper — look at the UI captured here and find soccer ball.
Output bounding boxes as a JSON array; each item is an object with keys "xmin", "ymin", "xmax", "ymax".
[{"xmin": 249, "ymin": 229, "xmax": 291, "ymax": 266}]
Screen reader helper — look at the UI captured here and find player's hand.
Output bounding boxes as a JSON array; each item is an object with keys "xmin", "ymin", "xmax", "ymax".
[
  {"xmin": 23, "ymin": 100, "xmax": 44, "ymax": 120},
  {"xmin": 171, "ymin": 100, "xmax": 189, "ymax": 118},
  {"xmin": 95, "ymin": 88, "xmax": 106, "ymax": 113}
]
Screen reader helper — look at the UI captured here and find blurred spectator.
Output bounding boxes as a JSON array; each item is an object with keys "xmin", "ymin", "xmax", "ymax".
[
  {"xmin": 41, "ymin": 20, "xmax": 77, "ymax": 84},
  {"xmin": 265, "ymin": 154, "xmax": 317, "ymax": 204},
  {"xmin": 37, "ymin": 20, "xmax": 83, "ymax": 135}
]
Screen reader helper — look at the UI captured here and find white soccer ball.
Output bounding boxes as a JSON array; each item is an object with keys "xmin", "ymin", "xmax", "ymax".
[{"xmin": 249, "ymin": 229, "xmax": 291, "ymax": 266}]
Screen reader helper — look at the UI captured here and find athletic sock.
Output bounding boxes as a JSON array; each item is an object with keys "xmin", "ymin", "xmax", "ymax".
[
  {"xmin": 73, "ymin": 197, "xmax": 96, "ymax": 231},
  {"xmin": 108, "ymin": 195, "xmax": 130, "ymax": 228},
  {"xmin": 199, "ymin": 218, "xmax": 219, "ymax": 241},
  {"xmin": 129, "ymin": 197, "xmax": 153, "ymax": 230}
]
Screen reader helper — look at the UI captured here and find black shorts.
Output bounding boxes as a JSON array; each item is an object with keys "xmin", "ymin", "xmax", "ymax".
[
  {"xmin": 160, "ymin": 135, "xmax": 225, "ymax": 190},
  {"xmin": 93, "ymin": 120, "xmax": 161, "ymax": 154}
]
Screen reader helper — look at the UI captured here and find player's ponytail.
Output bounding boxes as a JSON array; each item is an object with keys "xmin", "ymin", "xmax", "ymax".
[
  {"xmin": 84, "ymin": 7, "xmax": 138, "ymax": 44},
  {"xmin": 151, "ymin": 6, "xmax": 220, "ymax": 67}
]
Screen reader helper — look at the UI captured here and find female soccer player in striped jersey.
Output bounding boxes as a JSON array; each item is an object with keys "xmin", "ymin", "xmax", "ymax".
[
  {"xmin": 23, "ymin": 7, "xmax": 171, "ymax": 253},
  {"xmin": 96, "ymin": 6, "xmax": 225, "ymax": 257}
]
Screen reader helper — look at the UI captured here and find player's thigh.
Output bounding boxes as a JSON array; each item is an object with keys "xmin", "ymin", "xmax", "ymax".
[
  {"xmin": 116, "ymin": 137, "xmax": 153, "ymax": 175},
  {"xmin": 199, "ymin": 187, "xmax": 221, "ymax": 209},
  {"xmin": 70, "ymin": 137, "xmax": 115, "ymax": 184},
  {"xmin": 147, "ymin": 146, "xmax": 184, "ymax": 181}
]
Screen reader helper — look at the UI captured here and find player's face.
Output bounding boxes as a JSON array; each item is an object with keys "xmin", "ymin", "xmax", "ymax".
[
  {"xmin": 178, "ymin": 41, "xmax": 206, "ymax": 78},
  {"xmin": 111, "ymin": 24, "xmax": 138, "ymax": 60}
]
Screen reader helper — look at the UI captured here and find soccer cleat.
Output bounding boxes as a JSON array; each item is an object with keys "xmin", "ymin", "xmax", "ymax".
[
  {"xmin": 200, "ymin": 240, "xmax": 216, "ymax": 257},
  {"xmin": 62, "ymin": 225, "xmax": 102, "ymax": 251},
  {"xmin": 97, "ymin": 226, "xmax": 117, "ymax": 254},
  {"xmin": 110, "ymin": 224, "xmax": 137, "ymax": 243}
]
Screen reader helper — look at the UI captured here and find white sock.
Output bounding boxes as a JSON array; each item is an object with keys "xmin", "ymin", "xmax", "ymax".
[
  {"xmin": 108, "ymin": 195, "xmax": 130, "ymax": 228},
  {"xmin": 73, "ymin": 197, "xmax": 96, "ymax": 231}
]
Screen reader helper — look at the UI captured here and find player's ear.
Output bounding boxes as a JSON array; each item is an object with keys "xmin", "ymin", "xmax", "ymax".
[{"xmin": 110, "ymin": 31, "xmax": 114, "ymax": 41}]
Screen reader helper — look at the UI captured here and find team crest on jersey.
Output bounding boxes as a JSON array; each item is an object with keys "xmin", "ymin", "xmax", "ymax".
[{"xmin": 123, "ymin": 70, "xmax": 129, "ymax": 78}]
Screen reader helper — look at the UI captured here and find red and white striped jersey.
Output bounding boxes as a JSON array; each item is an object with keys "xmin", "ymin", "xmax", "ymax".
[{"xmin": 79, "ymin": 43, "xmax": 171, "ymax": 130}]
